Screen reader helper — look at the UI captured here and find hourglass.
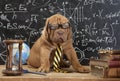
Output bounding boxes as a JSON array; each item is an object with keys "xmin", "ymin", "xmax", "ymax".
[{"xmin": 2, "ymin": 40, "xmax": 23, "ymax": 76}]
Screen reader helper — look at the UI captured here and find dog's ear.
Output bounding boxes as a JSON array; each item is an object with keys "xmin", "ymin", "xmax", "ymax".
[{"xmin": 42, "ymin": 18, "xmax": 50, "ymax": 40}]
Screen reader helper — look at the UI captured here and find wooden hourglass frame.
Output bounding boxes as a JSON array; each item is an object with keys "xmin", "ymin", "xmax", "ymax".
[{"xmin": 2, "ymin": 40, "xmax": 24, "ymax": 76}]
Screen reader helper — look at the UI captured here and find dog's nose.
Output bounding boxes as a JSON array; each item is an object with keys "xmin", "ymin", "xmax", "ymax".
[{"xmin": 57, "ymin": 31, "xmax": 64, "ymax": 36}]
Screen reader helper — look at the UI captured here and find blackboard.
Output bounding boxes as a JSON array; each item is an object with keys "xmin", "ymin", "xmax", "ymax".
[{"xmin": 0, "ymin": 0, "xmax": 120, "ymax": 65}]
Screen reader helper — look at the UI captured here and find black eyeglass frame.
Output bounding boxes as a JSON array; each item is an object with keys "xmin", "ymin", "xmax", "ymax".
[{"xmin": 48, "ymin": 22, "xmax": 71, "ymax": 30}]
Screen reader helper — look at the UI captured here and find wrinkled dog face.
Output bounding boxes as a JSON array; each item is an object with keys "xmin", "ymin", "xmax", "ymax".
[{"xmin": 46, "ymin": 14, "xmax": 71, "ymax": 44}]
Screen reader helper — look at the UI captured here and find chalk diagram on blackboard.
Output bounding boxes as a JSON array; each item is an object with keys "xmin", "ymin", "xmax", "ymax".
[
  {"xmin": 0, "ymin": 0, "xmax": 120, "ymax": 65},
  {"xmin": 55, "ymin": 0, "xmax": 119, "ymax": 64}
]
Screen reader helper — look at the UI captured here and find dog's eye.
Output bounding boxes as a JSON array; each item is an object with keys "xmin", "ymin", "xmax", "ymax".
[
  {"xmin": 62, "ymin": 23, "xmax": 69, "ymax": 28},
  {"xmin": 49, "ymin": 25, "xmax": 58, "ymax": 30}
]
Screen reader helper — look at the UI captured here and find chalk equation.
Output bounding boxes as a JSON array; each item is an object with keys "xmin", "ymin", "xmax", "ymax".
[{"xmin": 0, "ymin": 0, "xmax": 120, "ymax": 65}]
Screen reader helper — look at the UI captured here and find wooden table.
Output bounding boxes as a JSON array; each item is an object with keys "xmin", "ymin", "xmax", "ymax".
[{"xmin": 0, "ymin": 65, "xmax": 119, "ymax": 81}]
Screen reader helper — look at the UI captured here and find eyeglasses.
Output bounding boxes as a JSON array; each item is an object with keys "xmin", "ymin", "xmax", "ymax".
[{"xmin": 48, "ymin": 23, "xmax": 70, "ymax": 30}]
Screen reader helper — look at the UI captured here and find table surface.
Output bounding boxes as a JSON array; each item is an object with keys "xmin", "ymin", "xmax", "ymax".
[{"xmin": 0, "ymin": 65, "xmax": 119, "ymax": 81}]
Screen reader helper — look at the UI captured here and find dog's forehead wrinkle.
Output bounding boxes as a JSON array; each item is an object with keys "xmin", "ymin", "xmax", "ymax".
[
  {"xmin": 48, "ymin": 15, "xmax": 68, "ymax": 25},
  {"xmin": 58, "ymin": 17, "xmax": 62, "ymax": 24}
]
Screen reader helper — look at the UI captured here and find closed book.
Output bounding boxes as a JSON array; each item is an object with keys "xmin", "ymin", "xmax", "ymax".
[
  {"xmin": 109, "ymin": 60, "xmax": 120, "ymax": 68},
  {"xmin": 98, "ymin": 50, "xmax": 120, "ymax": 61},
  {"xmin": 90, "ymin": 57, "xmax": 120, "ymax": 78},
  {"xmin": 90, "ymin": 57, "xmax": 108, "ymax": 67},
  {"xmin": 108, "ymin": 68, "xmax": 120, "ymax": 78},
  {"xmin": 90, "ymin": 57, "xmax": 109, "ymax": 78},
  {"xmin": 98, "ymin": 50, "xmax": 120, "ymax": 54},
  {"xmin": 110, "ymin": 55, "xmax": 120, "ymax": 61},
  {"xmin": 91, "ymin": 65, "xmax": 109, "ymax": 78}
]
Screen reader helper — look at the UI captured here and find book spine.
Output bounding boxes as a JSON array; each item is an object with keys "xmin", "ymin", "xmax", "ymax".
[
  {"xmin": 109, "ymin": 61, "xmax": 120, "ymax": 68},
  {"xmin": 108, "ymin": 68, "xmax": 120, "ymax": 78},
  {"xmin": 90, "ymin": 58, "xmax": 108, "ymax": 67},
  {"xmin": 91, "ymin": 65, "xmax": 109, "ymax": 78},
  {"xmin": 110, "ymin": 55, "xmax": 120, "ymax": 61}
]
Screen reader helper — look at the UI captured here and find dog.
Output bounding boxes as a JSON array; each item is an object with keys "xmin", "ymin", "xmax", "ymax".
[{"xmin": 27, "ymin": 14, "xmax": 90, "ymax": 73}]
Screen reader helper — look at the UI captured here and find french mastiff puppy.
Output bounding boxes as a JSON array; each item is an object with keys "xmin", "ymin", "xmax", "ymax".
[{"xmin": 27, "ymin": 14, "xmax": 90, "ymax": 73}]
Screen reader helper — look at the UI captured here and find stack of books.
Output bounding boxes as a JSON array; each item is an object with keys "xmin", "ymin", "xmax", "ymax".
[{"xmin": 90, "ymin": 50, "xmax": 120, "ymax": 78}]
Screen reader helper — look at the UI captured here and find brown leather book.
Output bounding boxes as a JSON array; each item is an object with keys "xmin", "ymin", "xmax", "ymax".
[
  {"xmin": 90, "ymin": 65, "xmax": 109, "ymax": 78},
  {"xmin": 90, "ymin": 58, "xmax": 109, "ymax": 78},
  {"xmin": 108, "ymin": 68, "xmax": 120, "ymax": 78},
  {"xmin": 90, "ymin": 57, "xmax": 108, "ymax": 67},
  {"xmin": 90, "ymin": 57, "xmax": 120, "ymax": 78}
]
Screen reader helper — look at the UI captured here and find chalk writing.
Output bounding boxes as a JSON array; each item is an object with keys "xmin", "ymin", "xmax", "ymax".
[
  {"xmin": 5, "ymin": 4, "xmax": 27, "ymax": 11},
  {"xmin": 0, "ymin": 0, "xmax": 120, "ymax": 65}
]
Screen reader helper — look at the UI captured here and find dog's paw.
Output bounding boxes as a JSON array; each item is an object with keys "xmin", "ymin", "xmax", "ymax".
[
  {"xmin": 37, "ymin": 66, "xmax": 50, "ymax": 73},
  {"xmin": 77, "ymin": 66, "xmax": 90, "ymax": 73}
]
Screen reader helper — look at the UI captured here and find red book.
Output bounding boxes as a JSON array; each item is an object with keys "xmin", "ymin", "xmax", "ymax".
[
  {"xmin": 110, "ymin": 55, "xmax": 120, "ymax": 61},
  {"xmin": 109, "ymin": 60, "xmax": 120, "ymax": 68}
]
